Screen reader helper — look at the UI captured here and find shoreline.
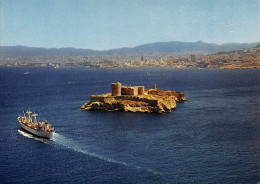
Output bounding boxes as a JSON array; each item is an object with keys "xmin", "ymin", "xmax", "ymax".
[{"xmin": 1, "ymin": 65, "xmax": 260, "ymax": 70}]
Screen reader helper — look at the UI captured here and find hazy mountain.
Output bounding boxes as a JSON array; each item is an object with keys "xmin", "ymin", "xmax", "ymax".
[
  {"xmin": 0, "ymin": 41, "xmax": 259, "ymax": 57},
  {"xmin": 0, "ymin": 46, "xmax": 101, "ymax": 57}
]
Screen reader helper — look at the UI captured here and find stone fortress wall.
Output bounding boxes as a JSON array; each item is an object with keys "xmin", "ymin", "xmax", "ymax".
[
  {"xmin": 112, "ymin": 82, "xmax": 145, "ymax": 96},
  {"xmin": 121, "ymin": 86, "xmax": 138, "ymax": 96},
  {"xmin": 91, "ymin": 82, "xmax": 147, "ymax": 103},
  {"xmin": 138, "ymin": 86, "xmax": 145, "ymax": 95},
  {"xmin": 90, "ymin": 82, "xmax": 155, "ymax": 105},
  {"xmin": 90, "ymin": 95, "xmax": 158, "ymax": 107},
  {"xmin": 90, "ymin": 95, "xmax": 114, "ymax": 103}
]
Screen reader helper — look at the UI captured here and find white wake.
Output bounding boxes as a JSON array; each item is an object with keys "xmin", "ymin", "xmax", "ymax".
[
  {"xmin": 18, "ymin": 130, "xmax": 159, "ymax": 175},
  {"xmin": 51, "ymin": 133, "xmax": 128, "ymax": 166}
]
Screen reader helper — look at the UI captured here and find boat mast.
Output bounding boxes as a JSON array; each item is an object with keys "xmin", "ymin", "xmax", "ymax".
[
  {"xmin": 26, "ymin": 110, "xmax": 32, "ymax": 122},
  {"xmin": 32, "ymin": 112, "xmax": 38, "ymax": 123}
]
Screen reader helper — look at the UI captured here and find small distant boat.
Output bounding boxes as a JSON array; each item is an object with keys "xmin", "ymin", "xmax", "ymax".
[
  {"xmin": 146, "ymin": 71, "xmax": 151, "ymax": 75},
  {"xmin": 24, "ymin": 72, "xmax": 30, "ymax": 75},
  {"xmin": 18, "ymin": 110, "xmax": 55, "ymax": 139}
]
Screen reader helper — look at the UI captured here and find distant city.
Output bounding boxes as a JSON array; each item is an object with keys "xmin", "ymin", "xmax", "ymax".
[{"xmin": 0, "ymin": 42, "xmax": 259, "ymax": 69}]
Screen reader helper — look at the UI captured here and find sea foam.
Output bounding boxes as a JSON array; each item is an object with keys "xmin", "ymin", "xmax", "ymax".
[{"xmin": 18, "ymin": 129, "xmax": 159, "ymax": 175}]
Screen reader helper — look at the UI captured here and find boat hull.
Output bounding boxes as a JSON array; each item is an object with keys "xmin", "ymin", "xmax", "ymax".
[{"xmin": 20, "ymin": 123, "xmax": 54, "ymax": 139}]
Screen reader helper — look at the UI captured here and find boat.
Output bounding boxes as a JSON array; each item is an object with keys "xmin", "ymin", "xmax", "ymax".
[{"xmin": 18, "ymin": 110, "xmax": 55, "ymax": 139}]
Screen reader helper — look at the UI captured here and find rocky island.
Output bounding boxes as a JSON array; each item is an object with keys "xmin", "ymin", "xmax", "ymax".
[{"xmin": 81, "ymin": 82, "xmax": 187, "ymax": 113}]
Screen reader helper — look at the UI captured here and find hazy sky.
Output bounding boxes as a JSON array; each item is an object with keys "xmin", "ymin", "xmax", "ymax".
[{"xmin": 1, "ymin": 0, "xmax": 259, "ymax": 50}]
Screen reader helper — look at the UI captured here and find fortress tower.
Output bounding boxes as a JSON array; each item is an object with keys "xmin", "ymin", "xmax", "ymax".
[{"xmin": 111, "ymin": 82, "xmax": 122, "ymax": 96}]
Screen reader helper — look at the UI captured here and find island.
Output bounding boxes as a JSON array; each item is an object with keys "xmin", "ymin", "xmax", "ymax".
[{"xmin": 81, "ymin": 82, "xmax": 187, "ymax": 113}]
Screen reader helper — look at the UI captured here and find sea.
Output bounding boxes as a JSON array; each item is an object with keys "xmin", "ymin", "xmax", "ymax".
[{"xmin": 0, "ymin": 67, "xmax": 259, "ymax": 184}]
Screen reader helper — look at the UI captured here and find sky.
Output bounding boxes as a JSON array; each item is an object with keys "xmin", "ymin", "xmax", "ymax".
[{"xmin": 1, "ymin": 0, "xmax": 259, "ymax": 50}]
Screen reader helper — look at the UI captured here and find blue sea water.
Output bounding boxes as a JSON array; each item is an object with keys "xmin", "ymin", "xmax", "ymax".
[{"xmin": 0, "ymin": 67, "xmax": 259, "ymax": 183}]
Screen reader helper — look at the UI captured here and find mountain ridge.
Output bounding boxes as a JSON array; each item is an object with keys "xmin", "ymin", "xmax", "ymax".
[{"xmin": 0, "ymin": 41, "xmax": 259, "ymax": 57}]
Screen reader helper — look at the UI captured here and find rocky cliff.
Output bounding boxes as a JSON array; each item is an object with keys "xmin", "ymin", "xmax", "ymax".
[{"xmin": 81, "ymin": 89, "xmax": 187, "ymax": 114}]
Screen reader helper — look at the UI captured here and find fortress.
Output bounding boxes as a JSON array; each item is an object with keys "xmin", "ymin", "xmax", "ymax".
[
  {"xmin": 81, "ymin": 82, "xmax": 187, "ymax": 113},
  {"xmin": 111, "ymin": 82, "xmax": 145, "ymax": 96}
]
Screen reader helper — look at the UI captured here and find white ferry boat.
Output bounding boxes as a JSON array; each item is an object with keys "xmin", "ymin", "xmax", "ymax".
[{"xmin": 18, "ymin": 110, "xmax": 55, "ymax": 139}]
